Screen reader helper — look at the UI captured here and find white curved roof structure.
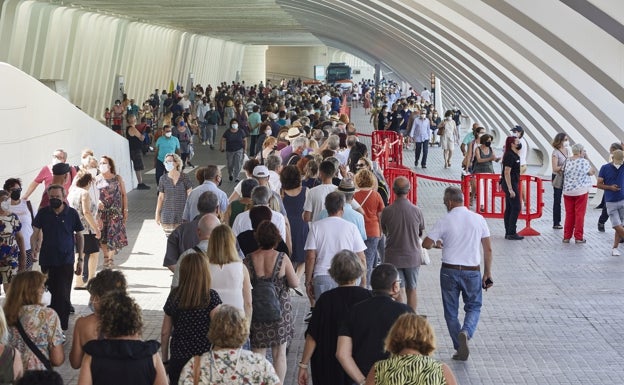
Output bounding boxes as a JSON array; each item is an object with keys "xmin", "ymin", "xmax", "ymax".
[{"xmin": 1, "ymin": 0, "xmax": 622, "ymax": 168}]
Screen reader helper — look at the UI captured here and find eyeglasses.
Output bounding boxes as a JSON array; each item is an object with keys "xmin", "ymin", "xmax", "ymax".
[{"xmin": 356, "ymin": 163, "xmax": 366, "ymax": 168}]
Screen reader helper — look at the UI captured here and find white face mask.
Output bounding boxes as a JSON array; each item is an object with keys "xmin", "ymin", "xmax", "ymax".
[
  {"xmin": 0, "ymin": 200, "xmax": 10, "ymax": 212},
  {"xmin": 420, "ymin": 114, "xmax": 426, "ymax": 119},
  {"xmin": 265, "ymin": 130, "xmax": 272, "ymax": 136},
  {"xmin": 231, "ymin": 124, "xmax": 239, "ymax": 129},
  {"xmin": 52, "ymin": 157, "xmax": 62, "ymax": 165},
  {"xmin": 164, "ymin": 132, "xmax": 172, "ymax": 138},
  {"xmin": 99, "ymin": 164, "xmax": 109, "ymax": 174},
  {"xmin": 41, "ymin": 289, "xmax": 52, "ymax": 307},
  {"xmin": 164, "ymin": 161, "xmax": 175, "ymax": 172}
]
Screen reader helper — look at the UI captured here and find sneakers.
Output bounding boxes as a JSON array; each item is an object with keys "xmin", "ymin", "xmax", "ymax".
[
  {"xmin": 202, "ymin": 141, "xmax": 207, "ymax": 146},
  {"xmin": 552, "ymin": 225, "xmax": 563, "ymax": 229},
  {"xmin": 575, "ymin": 239, "xmax": 586, "ymax": 244},
  {"xmin": 453, "ymin": 331, "xmax": 470, "ymax": 361},
  {"xmin": 612, "ymin": 248, "xmax": 621, "ymax": 256},
  {"xmin": 598, "ymin": 223, "xmax": 605, "ymax": 232},
  {"xmin": 136, "ymin": 183, "xmax": 151, "ymax": 190},
  {"xmin": 562, "ymin": 239, "xmax": 570, "ymax": 243},
  {"xmin": 505, "ymin": 234, "xmax": 524, "ymax": 240}
]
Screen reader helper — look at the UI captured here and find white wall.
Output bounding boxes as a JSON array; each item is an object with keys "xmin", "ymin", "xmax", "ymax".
[
  {"xmin": 241, "ymin": 45, "xmax": 268, "ymax": 85},
  {"xmin": 0, "ymin": 62, "xmax": 133, "ymax": 208}
]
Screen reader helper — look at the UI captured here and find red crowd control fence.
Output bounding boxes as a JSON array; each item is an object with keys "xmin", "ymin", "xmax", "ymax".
[
  {"xmin": 371, "ymin": 131, "xmax": 403, "ymax": 169},
  {"xmin": 384, "ymin": 166, "xmax": 417, "ymax": 204},
  {"xmin": 462, "ymin": 173, "xmax": 544, "ymax": 236}
]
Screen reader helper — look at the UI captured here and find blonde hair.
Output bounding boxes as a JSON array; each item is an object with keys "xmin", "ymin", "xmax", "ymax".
[
  {"xmin": 384, "ymin": 313, "xmax": 436, "ymax": 356},
  {"xmin": 355, "ymin": 169, "xmax": 376, "ymax": 189},
  {"xmin": 165, "ymin": 153, "xmax": 184, "ymax": 171},
  {"xmin": 263, "ymin": 136, "xmax": 277, "ymax": 149},
  {"xmin": 207, "ymin": 305, "xmax": 249, "ymax": 348},
  {"xmin": 207, "ymin": 225, "xmax": 239, "ymax": 265},
  {"xmin": 3, "ymin": 271, "xmax": 47, "ymax": 326},
  {"xmin": 175, "ymin": 253, "xmax": 212, "ymax": 309}
]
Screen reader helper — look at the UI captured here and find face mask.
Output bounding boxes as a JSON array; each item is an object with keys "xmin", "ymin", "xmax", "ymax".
[
  {"xmin": 164, "ymin": 161, "xmax": 175, "ymax": 172},
  {"xmin": 41, "ymin": 289, "xmax": 52, "ymax": 307},
  {"xmin": 564, "ymin": 140, "xmax": 570, "ymax": 147},
  {"xmin": 265, "ymin": 130, "xmax": 272, "ymax": 136},
  {"xmin": 433, "ymin": 114, "xmax": 438, "ymax": 117},
  {"xmin": 81, "ymin": 157, "xmax": 90, "ymax": 166},
  {"xmin": 99, "ymin": 164, "xmax": 109, "ymax": 174},
  {"xmin": 10, "ymin": 189, "xmax": 21, "ymax": 201},
  {"xmin": 179, "ymin": 121, "xmax": 185, "ymax": 127},
  {"xmin": 485, "ymin": 142, "xmax": 492, "ymax": 148},
  {"xmin": 0, "ymin": 200, "xmax": 10, "ymax": 211},
  {"xmin": 165, "ymin": 132, "xmax": 172, "ymax": 138},
  {"xmin": 211, "ymin": 107, "xmax": 215, "ymax": 111},
  {"xmin": 52, "ymin": 157, "xmax": 61, "ymax": 165},
  {"xmin": 420, "ymin": 114, "xmax": 426, "ymax": 119},
  {"xmin": 88, "ymin": 168, "xmax": 98, "ymax": 178},
  {"xmin": 49, "ymin": 198, "xmax": 63, "ymax": 209},
  {"xmin": 231, "ymin": 124, "xmax": 239, "ymax": 129},
  {"xmin": 516, "ymin": 143, "xmax": 523, "ymax": 150}
]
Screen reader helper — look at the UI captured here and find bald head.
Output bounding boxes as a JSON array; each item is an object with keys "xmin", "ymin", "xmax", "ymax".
[
  {"xmin": 392, "ymin": 176, "xmax": 410, "ymax": 197},
  {"xmin": 197, "ymin": 214, "xmax": 221, "ymax": 240}
]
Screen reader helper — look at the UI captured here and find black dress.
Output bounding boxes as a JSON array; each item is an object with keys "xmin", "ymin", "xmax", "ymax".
[
  {"xmin": 83, "ymin": 339, "xmax": 160, "ymax": 385},
  {"xmin": 306, "ymin": 286, "xmax": 372, "ymax": 385}
]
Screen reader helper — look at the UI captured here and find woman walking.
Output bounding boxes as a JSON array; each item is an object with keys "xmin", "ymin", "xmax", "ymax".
[
  {"xmin": 97, "ymin": 156, "xmax": 128, "ymax": 268},
  {"xmin": 551, "ymin": 133, "xmax": 570, "ymax": 229},
  {"xmin": 220, "ymin": 118, "xmax": 247, "ymax": 182},
  {"xmin": 562, "ymin": 143, "xmax": 594, "ymax": 243}
]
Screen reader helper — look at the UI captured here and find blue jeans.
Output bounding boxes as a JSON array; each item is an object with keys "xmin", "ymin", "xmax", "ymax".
[
  {"xmin": 312, "ymin": 274, "xmax": 337, "ymax": 301},
  {"xmin": 363, "ymin": 237, "xmax": 380, "ymax": 286},
  {"xmin": 440, "ymin": 267, "xmax": 482, "ymax": 349},
  {"xmin": 199, "ymin": 121, "xmax": 208, "ymax": 143},
  {"xmin": 207, "ymin": 124, "xmax": 218, "ymax": 145}
]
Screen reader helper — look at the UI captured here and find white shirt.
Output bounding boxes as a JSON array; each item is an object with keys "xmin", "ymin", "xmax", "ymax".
[
  {"xmin": 421, "ymin": 89, "xmax": 431, "ymax": 103},
  {"xmin": 426, "ymin": 206, "xmax": 490, "ymax": 266},
  {"xmin": 519, "ymin": 136, "xmax": 528, "ymax": 166},
  {"xmin": 268, "ymin": 170, "xmax": 281, "ymax": 193},
  {"xmin": 210, "ymin": 262, "xmax": 245, "ymax": 312},
  {"xmin": 304, "ymin": 216, "xmax": 367, "ymax": 277},
  {"xmin": 231, "ymin": 208, "xmax": 287, "ymax": 241},
  {"xmin": 303, "ymin": 183, "xmax": 361, "ymax": 221}
]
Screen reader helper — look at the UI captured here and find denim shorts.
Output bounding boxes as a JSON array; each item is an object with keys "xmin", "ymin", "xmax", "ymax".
[
  {"xmin": 606, "ymin": 200, "xmax": 624, "ymax": 227},
  {"xmin": 396, "ymin": 267, "xmax": 420, "ymax": 290}
]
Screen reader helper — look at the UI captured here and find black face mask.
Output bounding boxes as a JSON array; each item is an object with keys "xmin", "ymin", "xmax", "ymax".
[
  {"xmin": 516, "ymin": 143, "xmax": 523, "ymax": 150},
  {"xmin": 485, "ymin": 142, "xmax": 492, "ymax": 148},
  {"xmin": 10, "ymin": 189, "xmax": 21, "ymax": 201},
  {"xmin": 49, "ymin": 198, "xmax": 63, "ymax": 209}
]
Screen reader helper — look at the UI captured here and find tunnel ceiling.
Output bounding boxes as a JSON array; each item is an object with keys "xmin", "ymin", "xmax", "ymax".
[{"xmin": 38, "ymin": 0, "xmax": 624, "ymax": 169}]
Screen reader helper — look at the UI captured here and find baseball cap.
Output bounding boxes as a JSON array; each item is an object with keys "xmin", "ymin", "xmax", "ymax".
[
  {"xmin": 252, "ymin": 165, "xmax": 270, "ymax": 178},
  {"xmin": 511, "ymin": 125, "xmax": 524, "ymax": 133}
]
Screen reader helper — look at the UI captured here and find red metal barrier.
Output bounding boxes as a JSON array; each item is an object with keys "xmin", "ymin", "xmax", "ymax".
[
  {"xmin": 465, "ymin": 173, "xmax": 543, "ymax": 236},
  {"xmin": 371, "ymin": 130, "xmax": 403, "ymax": 168},
  {"xmin": 340, "ymin": 95, "xmax": 351, "ymax": 119},
  {"xmin": 384, "ymin": 166, "xmax": 417, "ymax": 204},
  {"xmin": 371, "ymin": 131, "xmax": 398, "ymax": 162}
]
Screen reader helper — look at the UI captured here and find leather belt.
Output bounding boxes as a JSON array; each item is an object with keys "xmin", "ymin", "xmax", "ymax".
[{"xmin": 441, "ymin": 263, "xmax": 480, "ymax": 271}]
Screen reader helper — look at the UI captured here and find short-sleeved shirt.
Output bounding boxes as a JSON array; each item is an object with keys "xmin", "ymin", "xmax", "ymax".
[
  {"xmin": 381, "ymin": 198, "xmax": 425, "ymax": 268},
  {"xmin": 599, "ymin": 163, "xmax": 624, "ymax": 202},
  {"xmin": 157, "ymin": 173, "xmax": 193, "ymax": 224},
  {"xmin": 32, "ymin": 205, "xmax": 83, "ymax": 266},
  {"xmin": 427, "ymin": 206, "xmax": 490, "ymax": 266},
  {"xmin": 8, "ymin": 305, "xmax": 64, "ymax": 370},
  {"xmin": 222, "ymin": 129, "xmax": 246, "ymax": 152},
  {"xmin": 338, "ymin": 294, "xmax": 413, "ymax": 378},
  {"xmin": 501, "ymin": 151, "xmax": 521, "ymax": 191},
  {"xmin": 34, "ymin": 165, "xmax": 76, "ymax": 208},
  {"xmin": 317, "ymin": 205, "xmax": 366, "ymax": 241},
  {"xmin": 231, "ymin": 209, "xmax": 287, "ymax": 241},
  {"xmin": 156, "ymin": 136, "xmax": 181, "ymax": 162},
  {"xmin": 182, "ymin": 181, "xmax": 228, "ymax": 222},
  {"xmin": 164, "ymin": 289, "xmax": 222, "ymax": 360},
  {"xmin": 304, "ymin": 217, "xmax": 367, "ymax": 277},
  {"xmin": 354, "ymin": 190, "xmax": 384, "ymax": 238},
  {"xmin": 563, "ymin": 158, "xmax": 592, "ymax": 196}
]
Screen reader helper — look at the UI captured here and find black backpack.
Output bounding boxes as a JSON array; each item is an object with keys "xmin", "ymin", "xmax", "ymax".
[{"xmin": 248, "ymin": 252, "xmax": 284, "ymax": 323}]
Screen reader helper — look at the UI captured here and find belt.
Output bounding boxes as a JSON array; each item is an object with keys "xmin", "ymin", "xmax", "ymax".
[{"xmin": 441, "ymin": 263, "xmax": 480, "ymax": 271}]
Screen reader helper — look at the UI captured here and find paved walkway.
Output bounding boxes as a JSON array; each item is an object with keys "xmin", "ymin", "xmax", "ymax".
[{"xmin": 29, "ymin": 107, "xmax": 624, "ymax": 384}]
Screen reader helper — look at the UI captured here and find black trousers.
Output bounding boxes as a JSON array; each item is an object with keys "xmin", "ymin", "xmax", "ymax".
[
  {"xmin": 504, "ymin": 187, "xmax": 521, "ymax": 236},
  {"xmin": 414, "ymin": 140, "xmax": 429, "ymax": 166},
  {"xmin": 155, "ymin": 159, "xmax": 165, "ymax": 185},
  {"xmin": 41, "ymin": 264, "xmax": 74, "ymax": 330}
]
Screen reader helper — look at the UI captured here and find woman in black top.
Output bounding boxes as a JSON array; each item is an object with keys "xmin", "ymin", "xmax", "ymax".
[
  {"xmin": 501, "ymin": 136, "xmax": 524, "ymax": 240},
  {"xmin": 377, "ymin": 105, "xmax": 388, "ymax": 131},
  {"xmin": 220, "ymin": 118, "xmax": 247, "ymax": 182}
]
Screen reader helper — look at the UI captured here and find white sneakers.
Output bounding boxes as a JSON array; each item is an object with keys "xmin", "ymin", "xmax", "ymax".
[{"xmin": 612, "ymin": 248, "xmax": 621, "ymax": 256}]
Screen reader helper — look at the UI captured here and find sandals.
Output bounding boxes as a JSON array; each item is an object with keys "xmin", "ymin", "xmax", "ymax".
[{"xmin": 103, "ymin": 257, "xmax": 114, "ymax": 269}]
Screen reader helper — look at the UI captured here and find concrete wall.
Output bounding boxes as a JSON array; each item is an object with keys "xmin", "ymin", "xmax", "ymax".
[
  {"xmin": 241, "ymin": 45, "xmax": 268, "ymax": 85},
  {"xmin": 0, "ymin": 0, "xmax": 246, "ymax": 120},
  {"xmin": 0, "ymin": 62, "xmax": 133, "ymax": 208}
]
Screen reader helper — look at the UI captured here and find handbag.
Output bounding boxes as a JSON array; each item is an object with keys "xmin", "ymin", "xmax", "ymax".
[
  {"xmin": 553, "ymin": 155, "xmax": 567, "ymax": 189},
  {"xmin": 16, "ymin": 320, "xmax": 52, "ymax": 370}
]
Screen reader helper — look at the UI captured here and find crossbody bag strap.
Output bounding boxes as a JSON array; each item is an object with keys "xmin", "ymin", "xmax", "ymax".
[
  {"xmin": 271, "ymin": 252, "xmax": 284, "ymax": 279},
  {"xmin": 16, "ymin": 320, "xmax": 52, "ymax": 370}
]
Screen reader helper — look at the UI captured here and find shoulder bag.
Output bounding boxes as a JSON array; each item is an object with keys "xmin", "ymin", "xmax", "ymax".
[
  {"xmin": 552, "ymin": 151, "xmax": 567, "ymax": 189},
  {"xmin": 16, "ymin": 320, "xmax": 52, "ymax": 370}
]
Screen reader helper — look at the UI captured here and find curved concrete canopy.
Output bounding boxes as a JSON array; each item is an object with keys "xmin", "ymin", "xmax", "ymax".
[{"xmin": 21, "ymin": 0, "xmax": 624, "ymax": 169}]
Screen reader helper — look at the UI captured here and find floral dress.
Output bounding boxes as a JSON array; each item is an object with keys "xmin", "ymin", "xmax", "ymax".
[
  {"xmin": 98, "ymin": 175, "xmax": 128, "ymax": 252},
  {"xmin": 178, "ymin": 349, "xmax": 280, "ymax": 385},
  {"xmin": 8, "ymin": 305, "xmax": 64, "ymax": 370},
  {"xmin": 0, "ymin": 213, "xmax": 22, "ymax": 282}
]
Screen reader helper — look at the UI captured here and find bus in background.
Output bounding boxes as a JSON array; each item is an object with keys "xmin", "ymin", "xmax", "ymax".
[{"xmin": 326, "ymin": 62, "xmax": 352, "ymax": 84}]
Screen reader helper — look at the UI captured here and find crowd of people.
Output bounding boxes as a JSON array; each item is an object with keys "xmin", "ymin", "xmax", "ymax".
[{"xmin": 0, "ymin": 76, "xmax": 620, "ymax": 385}]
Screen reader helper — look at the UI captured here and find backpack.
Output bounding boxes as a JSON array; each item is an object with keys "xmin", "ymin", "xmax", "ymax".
[{"xmin": 248, "ymin": 252, "xmax": 284, "ymax": 323}]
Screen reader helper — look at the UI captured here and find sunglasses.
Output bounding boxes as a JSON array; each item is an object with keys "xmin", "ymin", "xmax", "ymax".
[{"xmin": 356, "ymin": 163, "xmax": 366, "ymax": 168}]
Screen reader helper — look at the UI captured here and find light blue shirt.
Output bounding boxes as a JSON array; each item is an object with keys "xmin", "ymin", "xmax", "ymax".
[
  {"xmin": 410, "ymin": 117, "xmax": 430, "ymax": 142},
  {"xmin": 155, "ymin": 136, "xmax": 180, "ymax": 162},
  {"xmin": 182, "ymin": 181, "xmax": 228, "ymax": 221},
  {"xmin": 318, "ymin": 205, "xmax": 367, "ymax": 241},
  {"xmin": 248, "ymin": 112, "xmax": 262, "ymax": 135}
]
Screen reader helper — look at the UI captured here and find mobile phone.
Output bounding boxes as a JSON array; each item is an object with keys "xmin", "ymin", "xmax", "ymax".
[{"xmin": 482, "ymin": 278, "xmax": 493, "ymax": 290}]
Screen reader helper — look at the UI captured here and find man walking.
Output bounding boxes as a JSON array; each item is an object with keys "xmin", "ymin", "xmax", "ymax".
[
  {"xmin": 423, "ymin": 186, "xmax": 493, "ymax": 361},
  {"xmin": 410, "ymin": 110, "xmax": 431, "ymax": 168},
  {"xmin": 380, "ymin": 177, "xmax": 425, "ymax": 311},
  {"xmin": 31, "ymin": 185, "xmax": 84, "ymax": 332},
  {"xmin": 597, "ymin": 150, "xmax": 624, "ymax": 256}
]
